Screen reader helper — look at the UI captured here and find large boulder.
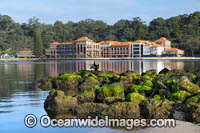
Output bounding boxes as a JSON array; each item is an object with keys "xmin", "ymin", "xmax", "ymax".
[
  {"xmin": 75, "ymin": 103, "xmax": 108, "ymax": 117},
  {"xmin": 185, "ymin": 103, "xmax": 200, "ymax": 123},
  {"xmin": 186, "ymin": 94, "xmax": 200, "ymax": 103},
  {"xmin": 159, "ymin": 68, "xmax": 170, "ymax": 74},
  {"xmin": 103, "ymin": 96, "xmax": 124, "ymax": 105},
  {"xmin": 101, "ymin": 102, "xmax": 141, "ymax": 119},
  {"xmin": 179, "ymin": 76, "xmax": 200, "ymax": 94},
  {"xmin": 140, "ymin": 99, "xmax": 174, "ymax": 119},
  {"xmin": 52, "ymin": 73, "xmax": 81, "ymax": 94},
  {"xmin": 126, "ymin": 92, "xmax": 146, "ymax": 104},
  {"xmin": 77, "ymin": 90, "xmax": 95, "ymax": 103},
  {"xmin": 79, "ymin": 77, "xmax": 100, "ymax": 92},
  {"xmin": 126, "ymin": 84, "xmax": 153, "ymax": 95},
  {"xmin": 170, "ymin": 90, "xmax": 191, "ymax": 102},
  {"xmin": 44, "ymin": 89, "xmax": 78, "ymax": 117},
  {"xmin": 154, "ymin": 81, "xmax": 168, "ymax": 90},
  {"xmin": 97, "ymin": 71, "xmax": 118, "ymax": 84},
  {"xmin": 120, "ymin": 71, "xmax": 140, "ymax": 85},
  {"xmin": 142, "ymin": 70, "xmax": 157, "ymax": 80},
  {"xmin": 96, "ymin": 83, "xmax": 125, "ymax": 102}
]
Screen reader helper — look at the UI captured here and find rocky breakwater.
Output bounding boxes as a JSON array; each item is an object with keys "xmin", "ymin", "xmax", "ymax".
[{"xmin": 40, "ymin": 69, "xmax": 200, "ymax": 123}]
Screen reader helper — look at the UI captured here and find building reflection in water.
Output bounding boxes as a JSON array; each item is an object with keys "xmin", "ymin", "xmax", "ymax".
[{"xmin": 47, "ymin": 60, "xmax": 185, "ymax": 77}]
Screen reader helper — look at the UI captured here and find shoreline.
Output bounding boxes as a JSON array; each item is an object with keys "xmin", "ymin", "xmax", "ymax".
[
  {"xmin": 0, "ymin": 57, "xmax": 200, "ymax": 61},
  {"xmin": 141, "ymin": 120, "xmax": 200, "ymax": 133}
]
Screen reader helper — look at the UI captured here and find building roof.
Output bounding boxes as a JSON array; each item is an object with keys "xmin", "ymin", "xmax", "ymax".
[
  {"xmin": 60, "ymin": 42, "xmax": 74, "ymax": 45},
  {"xmin": 133, "ymin": 40, "xmax": 147, "ymax": 43},
  {"xmin": 50, "ymin": 42, "xmax": 60, "ymax": 45},
  {"xmin": 50, "ymin": 42, "xmax": 74, "ymax": 45},
  {"xmin": 19, "ymin": 51, "xmax": 33, "ymax": 54},
  {"xmin": 155, "ymin": 37, "xmax": 171, "ymax": 42},
  {"xmin": 111, "ymin": 42, "xmax": 131, "ymax": 46},
  {"xmin": 152, "ymin": 44, "xmax": 163, "ymax": 47},
  {"xmin": 99, "ymin": 41, "xmax": 119, "ymax": 44},
  {"xmin": 99, "ymin": 41, "xmax": 130, "ymax": 46},
  {"xmin": 164, "ymin": 48, "xmax": 184, "ymax": 52},
  {"xmin": 76, "ymin": 37, "xmax": 93, "ymax": 42}
]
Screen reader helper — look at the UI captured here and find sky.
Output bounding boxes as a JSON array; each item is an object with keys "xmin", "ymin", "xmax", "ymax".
[{"xmin": 0, "ymin": 0, "xmax": 199, "ymax": 25}]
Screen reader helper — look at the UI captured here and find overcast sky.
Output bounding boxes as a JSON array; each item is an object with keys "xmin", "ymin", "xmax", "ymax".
[{"xmin": 0, "ymin": 0, "xmax": 199, "ymax": 25}]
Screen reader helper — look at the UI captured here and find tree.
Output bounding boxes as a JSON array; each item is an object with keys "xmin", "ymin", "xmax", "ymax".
[{"xmin": 33, "ymin": 28, "xmax": 43, "ymax": 57}]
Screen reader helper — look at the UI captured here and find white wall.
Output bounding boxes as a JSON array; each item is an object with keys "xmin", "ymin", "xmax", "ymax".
[
  {"xmin": 143, "ymin": 45, "xmax": 151, "ymax": 56},
  {"xmin": 156, "ymin": 47, "xmax": 164, "ymax": 56}
]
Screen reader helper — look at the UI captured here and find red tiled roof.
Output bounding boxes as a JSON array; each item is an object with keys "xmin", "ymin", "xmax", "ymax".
[
  {"xmin": 99, "ymin": 41, "xmax": 119, "ymax": 44},
  {"xmin": 19, "ymin": 51, "xmax": 33, "ymax": 54},
  {"xmin": 76, "ymin": 37, "xmax": 93, "ymax": 42},
  {"xmin": 155, "ymin": 37, "xmax": 171, "ymax": 42},
  {"xmin": 50, "ymin": 42, "xmax": 60, "ymax": 45},
  {"xmin": 100, "ymin": 41, "xmax": 132, "ymax": 46},
  {"xmin": 133, "ymin": 40, "xmax": 147, "ymax": 43},
  {"xmin": 165, "ymin": 48, "xmax": 184, "ymax": 51},
  {"xmin": 152, "ymin": 44, "xmax": 163, "ymax": 47},
  {"xmin": 60, "ymin": 42, "xmax": 74, "ymax": 45}
]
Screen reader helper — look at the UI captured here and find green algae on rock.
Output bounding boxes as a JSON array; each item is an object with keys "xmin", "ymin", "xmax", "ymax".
[{"xmin": 40, "ymin": 69, "xmax": 200, "ymax": 124}]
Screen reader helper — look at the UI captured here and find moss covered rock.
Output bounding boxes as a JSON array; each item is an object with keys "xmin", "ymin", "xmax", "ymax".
[
  {"xmin": 154, "ymin": 81, "xmax": 168, "ymax": 90},
  {"xmin": 126, "ymin": 92, "xmax": 146, "ymax": 104},
  {"xmin": 179, "ymin": 76, "xmax": 200, "ymax": 94},
  {"xmin": 170, "ymin": 90, "xmax": 191, "ymax": 102},
  {"xmin": 77, "ymin": 90, "xmax": 95, "ymax": 103},
  {"xmin": 142, "ymin": 70, "xmax": 157, "ymax": 79},
  {"xmin": 38, "ymin": 77, "xmax": 53, "ymax": 90},
  {"xmin": 73, "ymin": 70, "xmax": 98, "ymax": 79},
  {"xmin": 103, "ymin": 96, "xmax": 124, "ymax": 105},
  {"xmin": 59, "ymin": 73, "xmax": 81, "ymax": 81},
  {"xmin": 44, "ymin": 90, "xmax": 78, "ymax": 116},
  {"xmin": 96, "ymin": 83, "xmax": 124, "ymax": 102},
  {"xmin": 120, "ymin": 71, "xmax": 140, "ymax": 85},
  {"xmin": 101, "ymin": 102, "xmax": 141, "ymax": 119},
  {"xmin": 186, "ymin": 94, "xmax": 200, "ymax": 103},
  {"xmin": 158, "ymin": 89, "xmax": 171, "ymax": 99},
  {"xmin": 126, "ymin": 84, "xmax": 152, "ymax": 94},
  {"xmin": 185, "ymin": 103, "xmax": 200, "ymax": 123},
  {"xmin": 97, "ymin": 71, "xmax": 115, "ymax": 84},
  {"xmin": 52, "ymin": 78, "xmax": 79, "ymax": 95},
  {"xmin": 75, "ymin": 103, "xmax": 108, "ymax": 117},
  {"xmin": 140, "ymin": 99, "xmax": 174, "ymax": 119},
  {"xmin": 79, "ymin": 77, "xmax": 100, "ymax": 91}
]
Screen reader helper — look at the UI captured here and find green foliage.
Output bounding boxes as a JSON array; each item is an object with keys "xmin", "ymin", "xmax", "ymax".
[
  {"xmin": 33, "ymin": 28, "xmax": 43, "ymax": 57},
  {"xmin": 1, "ymin": 11, "xmax": 200, "ymax": 56}
]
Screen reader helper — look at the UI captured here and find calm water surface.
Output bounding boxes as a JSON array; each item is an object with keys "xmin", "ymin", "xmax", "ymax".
[{"xmin": 0, "ymin": 59, "xmax": 200, "ymax": 133}]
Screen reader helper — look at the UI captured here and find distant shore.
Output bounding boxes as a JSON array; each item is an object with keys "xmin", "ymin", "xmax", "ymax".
[{"xmin": 0, "ymin": 57, "xmax": 200, "ymax": 61}]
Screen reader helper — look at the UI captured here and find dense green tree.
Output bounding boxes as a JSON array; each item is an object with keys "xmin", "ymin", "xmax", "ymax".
[
  {"xmin": 33, "ymin": 28, "xmax": 43, "ymax": 57},
  {"xmin": 0, "ymin": 11, "xmax": 200, "ymax": 56}
]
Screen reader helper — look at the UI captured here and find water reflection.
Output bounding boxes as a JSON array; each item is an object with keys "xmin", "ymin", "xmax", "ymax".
[
  {"xmin": 0, "ymin": 60, "xmax": 199, "ymax": 132},
  {"xmin": 46, "ymin": 60, "xmax": 186, "ymax": 77}
]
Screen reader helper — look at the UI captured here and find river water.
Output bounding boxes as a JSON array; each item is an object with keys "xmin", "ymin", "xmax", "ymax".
[{"xmin": 0, "ymin": 59, "xmax": 200, "ymax": 132}]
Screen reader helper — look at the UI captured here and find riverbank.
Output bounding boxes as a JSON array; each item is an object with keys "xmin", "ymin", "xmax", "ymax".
[{"xmin": 1, "ymin": 57, "xmax": 200, "ymax": 61}]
